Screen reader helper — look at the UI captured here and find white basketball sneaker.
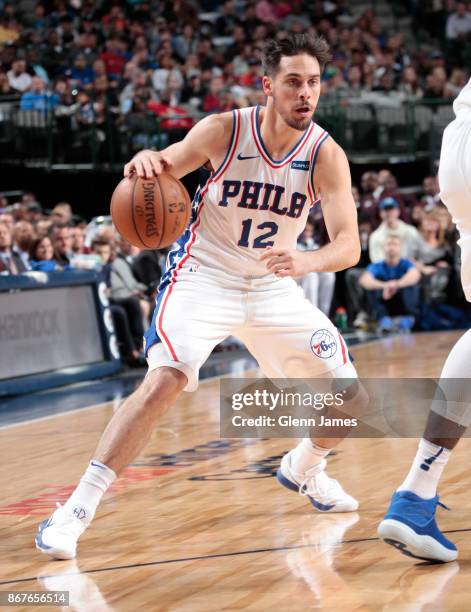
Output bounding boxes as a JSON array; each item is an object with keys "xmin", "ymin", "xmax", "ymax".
[
  {"xmin": 35, "ymin": 504, "xmax": 90, "ymax": 560},
  {"xmin": 277, "ymin": 451, "xmax": 359, "ymax": 512}
]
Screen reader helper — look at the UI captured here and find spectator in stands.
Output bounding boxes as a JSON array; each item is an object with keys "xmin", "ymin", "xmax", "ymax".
[
  {"xmin": 39, "ymin": 30, "xmax": 67, "ymax": 78},
  {"xmin": 377, "ymin": 169, "xmax": 411, "ymax": 221},
  {"xmin": 7, "ymin": 59, "xmax": 32, "ymax": 94},
  {"xmin": 29, "ymin": 235, "xmax": 70, "ymax": 271},
  {"xmin": 50, "ymin": 202, "xmax": 73, "ymax": 225},
  {"xmin": 216, "ymin": 0, "xmax": 242, "ymax": 35},
  {"xmin": 203, "ymin": 77, "xmax": 227, "ymax": 113},
  {"xmin": 49, "ymin": 224, "xmax": 73, "ymax": 267},
  {"xmin": 152, "ymin": 53, "xmax": 183, "ymax": 95},
  {"xmin": 369, "ymin": 197, "xmax": 420, "ymax": 263},
  {"xmin": 423, "ymin": 67, "xmax": 448, "ymax": 99},
  {"xmin": 91, "ymin": 236, "xmax": 145, "ymax": 367},
  {"xmin": 112, "ymin": 235, "xmax": 151, "ymax": 324},
  {"xmin": 70, "ymin": 54, "xmax": 95, "ymax": 88},
  {"xmin": 297, "ymin": 218, "xmax": 335, "ymax": 316},
  {"xmin": 12, "ymin": 220, "xmax": 35, "ymax": 270},
  {"xmin": 446, "ymin": 2, "xmax": 471, "ymax": 41},
  {"xmin": 359, "ymin": 171, "xmax": 381, "ymax": 225},
  {"xmin": 20, "ymin": 76, "xmax": 59, "ymax": 112},
  {"xmin": 360, "ymin": 235, "xmax": 421, "ymax": 332},
  {"xmin": 346, "ymin": 215, "xmax": 374, "ymax": 328},
  {"xmin": 100, "ymin": 37, "xmax": 127, "ymax": 80},
  {"xmin": 132, "ymin": 249, "xmax": 162, "ymax": 298},
  {"xmin": 25, "ymin": 202, "xmax": 43, "ymax": 225},
  {"xmin": 435, "ymin": 201, "xmax": 458, "ymax": 244},
  {"xmin": 26, "ymin": 48, "xmax": 50, "ymax": 84},
  {"xmin": 421, "ymin": 175, "xmax": 441, "ymax": 209},
  {"xmin": 410, "ymin": 210, "xmax": 453, "ymax": 304},
  {"xmin": 0, "ymin": 69, "xmax": 16, "ymax": 99},
  {"xmin": 445, "ymin": 68, "xmax": 468, "ymax": 98},
  {"xmin": 71, "ymin": 226, "xmax": 86, "ymax": 255},
  {"xmin": 344, "ymin": 65, "xmax": 363, "ymax": 97},
  {"xmin": 0, "ymin": 222, "xmax": 27, "ymax": 274},
  {"xmin": 120, "ymin": 69, "xmax": 156, "ymax": 115},
  {"xmin": 174, "ymin": 24, "xmax": 198, "ymax": 62},
  {"xmin": 398, "ymin": 66, "xmax": 423, "ymax": 99},
  {"xmin": 35, "ymin": 218, "xmax": 53, "ymax": 238}
]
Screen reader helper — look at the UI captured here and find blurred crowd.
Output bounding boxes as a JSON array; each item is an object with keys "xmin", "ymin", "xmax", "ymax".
[
  {"xmin": 298, "ymin": 167, "xmax": 469, "ymax": 333},
  {"xmin": 0, "ymin": 192, "xmax": 168, "ymax": 365},
  {"xmin": 1, "ymin": 0, "xmax": 471, "ymax": 159},
  {"xmin": 1, "ymin": 0, "xmax": 471, "ymax": 342},
  {"xmin": 1, "ymin": 165, "xmax": 468, "ymax": 356}
]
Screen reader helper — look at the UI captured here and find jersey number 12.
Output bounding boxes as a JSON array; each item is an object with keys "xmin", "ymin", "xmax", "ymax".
[{"xmin": 238, "ymin": 219, "xmax": 279, "ymax": 249}]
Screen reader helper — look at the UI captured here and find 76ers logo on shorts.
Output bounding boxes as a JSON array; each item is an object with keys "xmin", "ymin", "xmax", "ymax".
[{"xmin": 310, "ymin": 329, "xmax": 337, "ymax": 359}]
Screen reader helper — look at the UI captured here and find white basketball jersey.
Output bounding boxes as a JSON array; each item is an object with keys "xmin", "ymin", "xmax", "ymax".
[
  {"xmin": 454, "ymin": 77, "xmax": 471, "ymax": 115},
  {"xmin": 172, "ymin": 106, "xmax": 329, "ymax": 278}
]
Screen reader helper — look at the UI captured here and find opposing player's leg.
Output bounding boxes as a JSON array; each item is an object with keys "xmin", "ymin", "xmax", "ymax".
[
  {"xmin": 36, "ymin": 267, "xmax": 245, "ymax": 559},
  {"xmin": 239, "ymin": 278, "xmax": 368, "ymax": 513},
  {"xmin": 378, "ymin": 329, "xmax": 471, "ymax": 562},
  {"xmin": 378, "ymin": 115, "xmax": 471, "ymax": 562}
]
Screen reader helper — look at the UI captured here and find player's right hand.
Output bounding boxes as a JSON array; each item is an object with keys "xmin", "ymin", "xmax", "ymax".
[{"xmin": 124, "ymin": 150, "xmax": 172, "ymax": 179}]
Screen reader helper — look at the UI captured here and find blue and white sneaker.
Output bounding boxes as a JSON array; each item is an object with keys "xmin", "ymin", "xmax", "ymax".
[
  {"xmin": 277, "ymin": 452, "xmax": 359, "ymax": 513},
  {"xmin": 35, "ymin": 504, "xmax": 89, "ymax": 560},
  {"xmin": 378, "ymin": 490, "xmax": 457, "ymax": 563}
]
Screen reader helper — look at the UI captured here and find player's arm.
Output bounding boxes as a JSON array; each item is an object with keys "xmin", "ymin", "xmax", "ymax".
[
  {"xmin": 309, "ymin": 139, "xmax": 361, "ymax": 272},
  {"xmin": 123, "ymin": 113, "xmax": 232, "ymax": 179},
  {"xmin": 261, "ymin": 139, "xmax": 360, "ymax": 277}
]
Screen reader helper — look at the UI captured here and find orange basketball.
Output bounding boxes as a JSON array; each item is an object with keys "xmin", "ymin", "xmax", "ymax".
[{"xmin": 110, "ymin": 173, "xmax": 192, "ymax": 249}]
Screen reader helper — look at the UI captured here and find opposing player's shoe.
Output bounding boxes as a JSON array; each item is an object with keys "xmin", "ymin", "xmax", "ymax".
[
  {"xmin": 35, "ymin": 504, "xmax": 89, "ymax": 560},
  {"xmin": 277, "ymin": 452, "xmax": 359, "ymax": 512},
  {"xmin": 378, "ymin": 490, "xmax": 458, "ymax": 563}
]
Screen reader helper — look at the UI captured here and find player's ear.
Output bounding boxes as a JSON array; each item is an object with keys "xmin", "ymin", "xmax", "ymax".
[{"xmin": 262, "ymin": 75, "xmax": 273, "ymax": 97}]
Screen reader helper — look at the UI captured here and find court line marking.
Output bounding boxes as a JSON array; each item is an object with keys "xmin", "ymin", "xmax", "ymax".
[{"xmin": 2, "ymin": 527, "xmax": 470, "ymax": 586}]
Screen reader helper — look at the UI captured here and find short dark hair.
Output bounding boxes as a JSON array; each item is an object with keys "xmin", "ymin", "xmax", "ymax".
[{"xmin": 262, "ymin": 34, "xmax": 331, "ymax": 76}]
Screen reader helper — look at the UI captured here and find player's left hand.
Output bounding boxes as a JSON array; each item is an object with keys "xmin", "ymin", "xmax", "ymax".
[{"xmin": 260, "ymin": 248, "xmax": 314, "ymax": 278}]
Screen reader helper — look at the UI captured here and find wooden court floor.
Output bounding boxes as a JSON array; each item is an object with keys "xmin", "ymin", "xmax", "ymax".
[{"xmin": 1, "ymin": 331, "xmax": 471, "ymax": 611}]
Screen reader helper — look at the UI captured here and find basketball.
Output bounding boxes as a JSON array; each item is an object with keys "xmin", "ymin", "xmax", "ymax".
[{"xmin": 110, "ymin": 173, "xmax": 192, "ymax": 249}]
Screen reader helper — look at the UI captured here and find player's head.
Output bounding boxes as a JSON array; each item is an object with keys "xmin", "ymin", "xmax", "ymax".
[
  {"xmin": 262, "ymin": 34, "xmax": 331, "ymax": 131},
  {"xmin": 384, "ymin": 235, "xmax": 401, "ymax": 263}
]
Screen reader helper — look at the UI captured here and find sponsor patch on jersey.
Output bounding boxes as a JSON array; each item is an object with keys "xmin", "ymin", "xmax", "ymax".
[{"xmin": 291, "ymin": 160, "xmax": 310, "ymax": 171}]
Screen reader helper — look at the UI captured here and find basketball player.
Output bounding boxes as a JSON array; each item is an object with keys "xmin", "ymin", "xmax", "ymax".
[
  {"xmin": 36, "ymin": 34, "xmax": 362, "ymax": 560},
  {"xmin": 377, "ymin": 78, "xmax": 471, "ymax": 562}
]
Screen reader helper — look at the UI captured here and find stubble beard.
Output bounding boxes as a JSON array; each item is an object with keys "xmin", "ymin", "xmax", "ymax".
[{"xmin": 273, "ymin": 96, "xmax": 313, "ymax": 132}]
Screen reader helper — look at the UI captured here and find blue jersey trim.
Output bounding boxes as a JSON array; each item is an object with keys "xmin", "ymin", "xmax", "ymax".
[
  {"xmin": 211, "ymin": 110, "xmax": 236, "ymax": 178},
  {"xmin": 255, "ymin": 105, "xmax": 312, "ymax": 164},
  {"xmin": 310, "ymin": 132, "xmax": 330, "ymax": 200},
  {"xmin": 143, "ymin": 187, "xmax": 205, "ymax": 356}
]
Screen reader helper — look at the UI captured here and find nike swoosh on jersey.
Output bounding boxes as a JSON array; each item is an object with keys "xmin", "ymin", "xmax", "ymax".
[{"xmin": 237, "ymin": 153, "xmax": 260, "ymax": 160}]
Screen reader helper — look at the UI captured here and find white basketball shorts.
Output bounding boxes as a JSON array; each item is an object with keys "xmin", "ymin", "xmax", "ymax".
[
  {"xmin": 145, "ymin": 259, "xmax": 355, "ymax": 391},
  {"xmin": 439, "ymin": 107, "xmax": 471, "ymax": 301}
]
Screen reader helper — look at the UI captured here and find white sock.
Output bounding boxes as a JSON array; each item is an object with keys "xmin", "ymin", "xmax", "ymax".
[
  {"xmin": 397, "ymin": 439, "xmax": 451, "ymax": 499},
  {"xmin": 290, "ymin": 438, "xmax": 331, "ymax": 476},
  {"xmin": 64, "ymin": 460, "xmax": 116, "ymax": 524}
]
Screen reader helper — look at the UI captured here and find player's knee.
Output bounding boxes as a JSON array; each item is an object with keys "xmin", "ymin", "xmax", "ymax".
[{"xmin": 139, "ymin": 366, "xmax": 187, "ymax": 412}]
